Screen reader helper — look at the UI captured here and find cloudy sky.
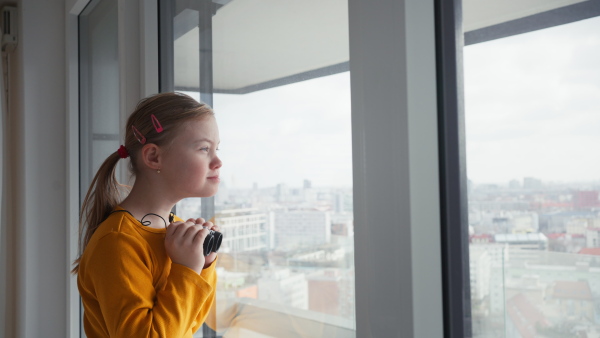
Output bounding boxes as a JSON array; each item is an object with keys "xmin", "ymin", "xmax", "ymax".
[
  {"xmin": 188, "ymin": 72, "xmax": 353, "ymax": 190},
  {"xmin": 186, "ymin": 16, "xmax": 600, "ymax": 189},
  {"xmin": 464, "ymin": 16, "xmax": 600, "ymax": 185}
]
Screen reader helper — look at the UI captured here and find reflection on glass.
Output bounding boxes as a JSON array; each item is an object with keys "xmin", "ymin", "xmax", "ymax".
[{"xmin": 464, "ymin": 16, "xmax": 600, "ymax": 337}]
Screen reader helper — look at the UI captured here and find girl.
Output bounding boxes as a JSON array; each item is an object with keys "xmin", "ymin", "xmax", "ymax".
[{"xmin": 72, "ymin": 92, "xmax": 222, "ymax": 337}]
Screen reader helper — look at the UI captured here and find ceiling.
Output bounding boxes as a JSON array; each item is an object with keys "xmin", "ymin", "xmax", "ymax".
[{"xmin": 172, "ymin": 0, "xmax": 588, "ymax": 93}]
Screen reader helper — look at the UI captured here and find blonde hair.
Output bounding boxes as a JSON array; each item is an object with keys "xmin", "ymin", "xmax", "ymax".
[{"xmin": 72, "ymin": 92, "xmax": 214, "ymax": 274}]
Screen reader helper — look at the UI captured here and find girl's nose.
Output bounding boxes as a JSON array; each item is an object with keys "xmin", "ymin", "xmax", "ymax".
[{"xmin": 211, "ymin": 156, "xmax": 222, "ymax": 169}]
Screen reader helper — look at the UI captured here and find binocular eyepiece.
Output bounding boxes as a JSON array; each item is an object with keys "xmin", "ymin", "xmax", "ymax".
[{"xmin": 202, "ymin": 227, "xmax": 223, "ymax": 256}]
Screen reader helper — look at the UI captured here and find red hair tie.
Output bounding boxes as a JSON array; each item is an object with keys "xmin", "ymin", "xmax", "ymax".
[{"xmin": 117, "ymin": 145, "xmax": 129, "ymax": 159}]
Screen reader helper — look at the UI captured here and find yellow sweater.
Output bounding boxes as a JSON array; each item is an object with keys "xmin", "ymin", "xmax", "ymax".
[{"xmin": 77, "ymin": 206, "xmax": 217, "ymax": 337}]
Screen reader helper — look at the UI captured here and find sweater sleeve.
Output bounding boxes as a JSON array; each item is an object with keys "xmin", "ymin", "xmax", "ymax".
[
  {"xmin": 87, "ymin": 232, "xmax": 215, "ymax": 338},
  {"xmin": 190, "ymin": 258, "xmax": 218, "ymax": 333}
]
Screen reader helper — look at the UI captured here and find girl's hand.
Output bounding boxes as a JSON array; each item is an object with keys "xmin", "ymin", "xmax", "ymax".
[
  {"xmin": 197, "ymin": 220, "xmax": 220, "ymax": 268},
  {"xmin": 165, "ymin": 221, "xmax": 211, "ymax": 274}
]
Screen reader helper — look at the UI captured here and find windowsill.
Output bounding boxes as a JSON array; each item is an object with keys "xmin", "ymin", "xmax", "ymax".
[{"xmin": 214, "ymin": 298, "xmax": 355, "ymax": 337}]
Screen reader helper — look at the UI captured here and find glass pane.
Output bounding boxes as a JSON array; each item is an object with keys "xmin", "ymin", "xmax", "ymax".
[
  {"xmin": 464, "ymin": 15, "xmax": 600, "ymax": 337},
  {"xmin": 161, "ymin": 0, "xmax": 355, "ymax": 336},
  {"xmin": 79, "ymin": 0, "xmax": 121, "ymax": 195}
]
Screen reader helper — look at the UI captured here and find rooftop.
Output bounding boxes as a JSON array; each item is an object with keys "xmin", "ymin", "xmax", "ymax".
[
  {"xmin": 495, "ymin": 233, "xmax": 547, "ymax": 243},
  {"xmin": 579, "ymin": 248, "xmax": 600, "ymax": 256}
]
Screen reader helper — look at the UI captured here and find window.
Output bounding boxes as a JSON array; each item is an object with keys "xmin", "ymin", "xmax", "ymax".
[{"xmin": 462, "ymin": 6, "xmax": 600, "ymax": 338}]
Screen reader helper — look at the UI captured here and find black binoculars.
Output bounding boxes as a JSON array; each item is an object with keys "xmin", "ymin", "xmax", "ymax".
[{"xmin": 203, "ymin": 227, "xmax": 223, "ymax": 256}]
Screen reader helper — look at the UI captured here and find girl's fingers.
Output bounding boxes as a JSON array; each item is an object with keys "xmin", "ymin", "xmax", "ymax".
[
  {"xmin": 201, "ymin": 221, "xmax": 220, "ymax": 233},
  {"xmin": 195, "ymin": 218, "xmax": 206, "ymax": 225},
  {"xmin": 202, "ymin": 221, "xmax": 215, "ymax": 230},
  {"xmin": 166, "ymin": 221, "xmax": 183, "ymax": 238},
  {"xmin": 180, "ymin": 221, "xmax": 199, "ymax": 239},
  {"xmin": 193, "ymin": 228, "xmax": 211, "ymax": 246},
  {"xmin": 184, "ymin": 226, "xmax": 202, "ymax": 245}
]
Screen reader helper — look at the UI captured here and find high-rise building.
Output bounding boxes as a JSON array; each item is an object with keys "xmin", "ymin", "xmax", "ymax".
[
  {"xmin": 470, "ymin": 245, "xmax": 491, "ymax": 302},
  {"xmin": 469, "ymin": 243, "xmax": 508, "ymax": 315},
  {"xmin": 215, "ymin": 208, "xmax": 268, "ymax": 253}
]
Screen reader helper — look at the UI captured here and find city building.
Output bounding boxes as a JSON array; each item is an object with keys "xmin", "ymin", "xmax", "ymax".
[
  {"xmin": 548, "ymin": 281, "xmax": 594, "ymax": 321},
  {"xmin": 587, "ymin": 228, "xmax": 600, "ymax": 248},
  {"xmin": 215, "ymin": 209, "xmax": 268, "ymax": 253},
  {"xmin": 274, "ymin": 210, "xmax": 331, "ymax": 250},
  {"xmin": 523, "ymin": 177, "xmax": 543, "ymax": 190},
  {"xmin": 494, "ymin": 233, "xmax": 548, "ymax": 251},
  {"xmin": 469, "ymin": 243, "xmax": 508, "ymax": 315},
  {"xmin": 257, "ymin": 268, "xmax": 308, "ymax": 310},
  {"xmin": 469, "ymin": 246, "xmax": 491, "ymax": 303},
  {"xmin": 331, "ymin": 213, "xmax": 354, "ymax": 237},
  {"xmin": 505, "ymin": 293, "xmax": 550, "ymax": 338},
  {"xmin": 547, "ymin": 233, "xmax": 586, "ymax": 253},
  {"xmin": 306, "ymin": 269, "xmax": 355, "ymax": 319},
  {"xmin": 574, "ymin": 190, "xmax": 600, "ymax": 210}
]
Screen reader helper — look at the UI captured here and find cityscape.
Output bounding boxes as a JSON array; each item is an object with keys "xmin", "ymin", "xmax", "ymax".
[
  {"xmin": 468, "ymin": 178, "xmax": 600, "ymax": 337},
  {"xmin": 177, "ymin": 179, "xmax": 356, "ymax": 335},
  {"xmin": 178, "ymin": 177, "xmax": 600, "ymax": 337}
]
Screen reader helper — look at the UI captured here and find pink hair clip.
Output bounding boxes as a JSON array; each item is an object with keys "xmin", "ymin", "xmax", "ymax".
[
  {"xmin": 151, "ymin": 114, "xmax": 164, "ymax": 133},
  {"xmin": 131, "ymin": 125, "xmax": 147, "ymax": 144}
]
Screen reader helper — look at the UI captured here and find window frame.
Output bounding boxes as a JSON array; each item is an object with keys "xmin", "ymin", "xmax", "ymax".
[{"xmin": 434, "ymin": 0, "xmax": 471, "ymax": 337}]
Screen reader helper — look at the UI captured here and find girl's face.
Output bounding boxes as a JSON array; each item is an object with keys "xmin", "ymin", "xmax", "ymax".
[{"xmin": 161, "ymin": 116, "xmax": 222, "ymax": 199}]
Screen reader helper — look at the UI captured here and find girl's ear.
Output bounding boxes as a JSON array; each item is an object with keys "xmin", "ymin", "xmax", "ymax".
[{"xmin": 140, "ymin": 143, "xmax": 162, "ymax": 170}]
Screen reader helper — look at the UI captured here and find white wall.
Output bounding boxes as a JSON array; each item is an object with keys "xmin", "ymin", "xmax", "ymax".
[{"xmin": 2, "ymin": 0, "xmax": 68, "ymax": 337}]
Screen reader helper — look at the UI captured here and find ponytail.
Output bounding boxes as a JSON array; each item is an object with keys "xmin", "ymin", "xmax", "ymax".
[{"xmin": 71, "ymin": 151, "xmax": 128, "ymax": 274}]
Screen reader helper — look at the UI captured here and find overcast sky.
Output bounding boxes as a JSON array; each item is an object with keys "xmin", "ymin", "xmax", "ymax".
[
  {"xmin": 464, "ymin": 16, "xmax": 600, "ymax": 185},
  {"xmin": 186, "ymin": 16, "xmax": 600, "ymax": 189},
  {"xmin": 192, "ymin": 72, "xmax": 353, "ymax": 190}
]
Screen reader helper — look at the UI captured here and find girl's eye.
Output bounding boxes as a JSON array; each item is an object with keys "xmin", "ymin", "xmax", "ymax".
[{"xmin": 200, "ymin": 147, "xmax": 210, "ymax": 152}]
